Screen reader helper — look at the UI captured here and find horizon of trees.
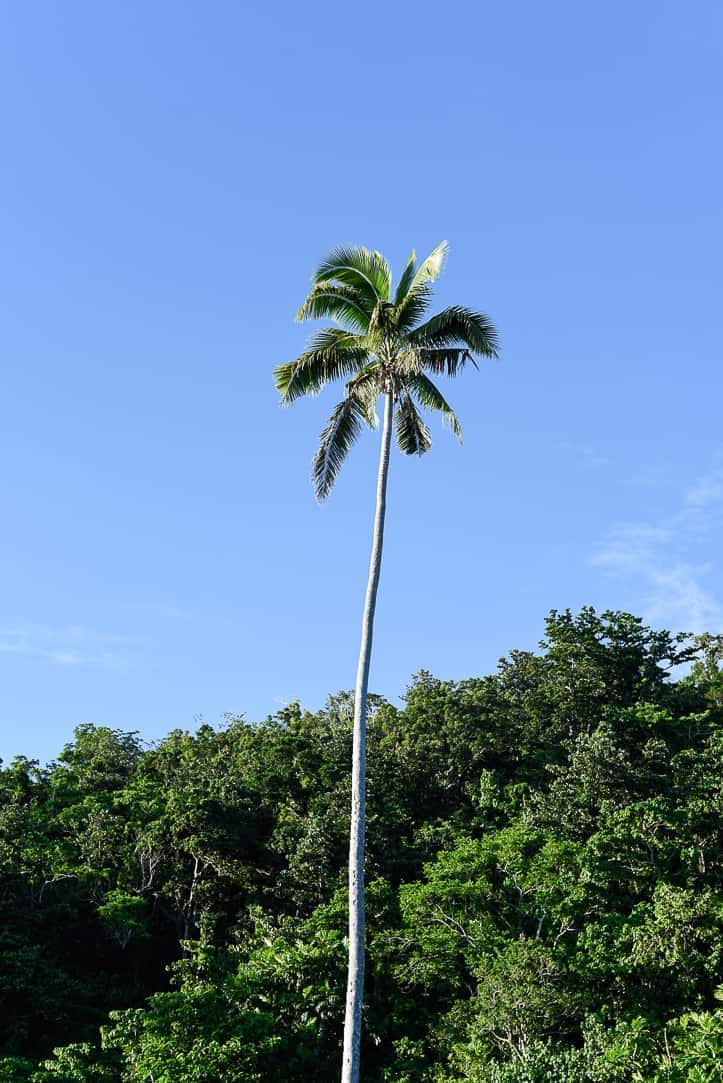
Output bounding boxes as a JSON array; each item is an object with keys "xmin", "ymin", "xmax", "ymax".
[{"xmin": 0, "ymin": 607, "xmax": 721, "ymax": 1081}]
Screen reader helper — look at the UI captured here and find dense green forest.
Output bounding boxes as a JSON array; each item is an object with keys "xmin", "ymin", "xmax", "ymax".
[{"xmin": 1, "ymin": 608, "xmax": 721, "ymax": 1081}]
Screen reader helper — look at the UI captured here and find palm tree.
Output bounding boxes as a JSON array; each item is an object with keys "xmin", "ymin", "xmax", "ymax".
[{"xmin": 274, "ymin": 241, "xmax": 499, "ymax": 1083}]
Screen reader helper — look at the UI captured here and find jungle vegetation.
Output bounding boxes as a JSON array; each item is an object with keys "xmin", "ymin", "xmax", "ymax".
[{"xmin": 0, "ymin": 608, "xmax": 721, "ymax": 1081}]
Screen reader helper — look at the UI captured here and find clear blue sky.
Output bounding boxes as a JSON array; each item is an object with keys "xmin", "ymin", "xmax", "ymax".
[{"xmin": 2, "ymin": 1, "xmax": 721, "ymax": 764}]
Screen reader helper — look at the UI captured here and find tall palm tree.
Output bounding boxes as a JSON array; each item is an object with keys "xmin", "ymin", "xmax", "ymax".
[{"xmin": 274, "ymin": 241, "xmax": 499, "ymax": 1083}]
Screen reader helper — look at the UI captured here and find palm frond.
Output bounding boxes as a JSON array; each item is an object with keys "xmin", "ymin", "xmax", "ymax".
[
  {"xmin": 347, "ymin": 363, "xmax": 382, "ymax": 428},
  {"xmin": 313, "ymin": 246, "xmax": 392, "ymax": 305},
  {"xmin": 411, "ymin": 346, "xmax": 476, "ymax": 377},
  {"xmin": 406, "ymin": 373, "xmax": 462, "ymax": 442},
  {"xmin": 274, "ymin": 342, "xmax": 370, "ymax": 403},
  {"xmin": 296, "ymin": 283, "xmax": 372, "ymax": 332},
  {"xmin": 394, "ymin": 283, "xmax": 434, "ymax": 334},
  {"xmin": 394, "ymin": 394, "xmax": 432, "ymax": 456},
  {"xmin": 393, "ymin": 241, "xmax": 448, "ymax": 333},
  {"xmin": 405, "ymin": 240, "xmax": 449, "ymax": 295},
  {"xmin": 312, "ymin": 392, "xmax": 372, "ymax": 500},
  {"xmin": 394, "ymin": 249, "xmax": 417, "ymax": 304},
  {"xmin": 305, "ymin": 326, "xmax": 367, "ymax": 352},
  {"xmin": 407, "ymin": 305, "xmax": 499, "ymax": 357}
]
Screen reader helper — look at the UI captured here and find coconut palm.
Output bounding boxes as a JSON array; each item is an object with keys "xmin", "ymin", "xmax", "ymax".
[{"xmin": 274, "ymin": 241, "xmax": 499, "ymax": 1083}]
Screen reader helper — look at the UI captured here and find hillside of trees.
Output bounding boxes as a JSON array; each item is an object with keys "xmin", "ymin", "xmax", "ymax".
[{"xmin": 1, "ymin": 608, "xmax": 721, "ymax": 1081}]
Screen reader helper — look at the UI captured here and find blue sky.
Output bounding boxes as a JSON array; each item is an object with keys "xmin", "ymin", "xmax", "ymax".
[{"xmin": 1, "ymin": 1, "xmax": 721, "ymax": 764}]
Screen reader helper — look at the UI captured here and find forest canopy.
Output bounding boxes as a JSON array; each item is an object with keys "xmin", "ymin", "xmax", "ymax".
[{"xmin": 1, "ymin": 608, "xmax": 721, "ymax": 1081}]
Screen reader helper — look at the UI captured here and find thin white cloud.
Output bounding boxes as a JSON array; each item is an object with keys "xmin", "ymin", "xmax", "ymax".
[
  {"xmin": 642, "ymin": 564, "xmax": 721, "ymax": 634},
  {"xmin": 592, "ymin": 463, "xmax": 723, "ymax": 634},
  {"xmin": 685, "ymin": 466, "xmax": 723, "ymax": 511},
  {"xmin": 0, "ymin": 624, "xmax": 133, "ymax": 669}
]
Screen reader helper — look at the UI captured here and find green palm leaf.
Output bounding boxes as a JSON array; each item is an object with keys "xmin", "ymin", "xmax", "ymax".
[
  {"xmin": 296, "ymin": 283, "xmax": 372, "ymax": 332},
  {"xmin": 405, "ymin": 240, "xmax": 448, "ymax": 295},
  {"xmin": 306, "ymin": 327, "xmax": 367, "ymax": 352},
  {"xmin": 406, "ymin": 373, "xmax": 462, "ymax": 441},
  {"xmin": 313, "ymin": 246, "xmax": 392, "ymax": 305},
  {"xmin": 393, "ymin": 241, "xmax": 448, "ymax": 332},
  {"xmin": 312, "ymin": 393, "xmax": 373, "ymax": 500},
  {"xmin": 407, "ymin": 305, "xmax": 499, "ymax": 357},
  {"xmin": 395, "ymin": 283, "xmax": 434, "ymax": 334},
  {"xmin": 394, "ymin": 394, "xmax": 432, "ymax": 456},
  {"xmin": 394, "ymin": 249, "xmax": 417, "ymax": 304},
  {"xmin": 413, "ymin": 346, "xmax": 476, "ymax": 376},
  {"xmin": 274, "ymin": 344, "xmax": 370, "ymax": 403}
]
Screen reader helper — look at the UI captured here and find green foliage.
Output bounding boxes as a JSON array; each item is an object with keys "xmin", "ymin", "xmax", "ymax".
[
  {"xmin": 1, "ymin": 608, "xmax": 721, "ymax": 1081},
  {"xmin": 274, "ymin": 242, "xmax": 498, "ymax": 499}
]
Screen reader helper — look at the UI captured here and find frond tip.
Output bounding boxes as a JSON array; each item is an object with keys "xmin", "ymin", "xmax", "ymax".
[
  {"xmin": 407, "ymin": 373, "xmax": 463, "ymax": 442},
  {"xmin": 395, "ymin": 395, "xmax": 432, "ymax": 456},
  {"xmin": 312, "ymin": 392, "xmax": 375, "ymax": 501},
  {"xmin": 408, "ymin": 240, "xmax": 448, "ymax": 293}
]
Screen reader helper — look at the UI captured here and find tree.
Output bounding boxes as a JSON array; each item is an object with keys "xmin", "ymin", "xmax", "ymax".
[{"xmin": 274, "ymin": 242, "xmax": 499, "ymax": 1082}]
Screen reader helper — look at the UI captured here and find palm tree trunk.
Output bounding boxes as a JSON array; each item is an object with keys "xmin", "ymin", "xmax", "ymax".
[{"xmin": 341, "ymin": 390, "xmax": 394, "ymax": 1083}]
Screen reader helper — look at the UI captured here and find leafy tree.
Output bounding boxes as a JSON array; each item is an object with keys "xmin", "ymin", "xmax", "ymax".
[
  {"xmin": 1, "ymin": 608, "xmax": 720, "ymax": 1081},
  {"xmin": 274, "ymin": 242, "xmax": 498, "ymax": 1081}
]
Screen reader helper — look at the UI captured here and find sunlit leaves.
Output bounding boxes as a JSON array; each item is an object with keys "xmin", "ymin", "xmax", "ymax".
[
  {"xmin": 406, "ymin": 240, "xmax": 448, "ymax": 293},
  {"xmin": 278, "ymin": 242, "xmax": 500, "ymax": 496},
  {"xmin": 393, "ymin": 249, "xmax": 417, "ymax": 305},
  {"xmin": 408, "ymin": 305, "xmax": 499, "ymax": 357},
  {"xmin": 1, "ymin": 607, "xmax": 722, "ymax": 1078},
  {"xmin": 312, "ymin": 246, "xmax": 392, "ymax": 305},
  {"xmin": 295, "ymin": 283, "xmax": 372, "ymax": 332}
]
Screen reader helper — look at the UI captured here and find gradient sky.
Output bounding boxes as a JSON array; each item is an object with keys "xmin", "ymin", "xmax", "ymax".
[{"xmin": 1, "ymin": 1, "xmax": 721, "ymax": 765}]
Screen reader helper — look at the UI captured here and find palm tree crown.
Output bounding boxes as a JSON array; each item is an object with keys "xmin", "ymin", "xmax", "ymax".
[{"xmin": 274, "ymin": 241, "xmax": 499, "ymax": 497}]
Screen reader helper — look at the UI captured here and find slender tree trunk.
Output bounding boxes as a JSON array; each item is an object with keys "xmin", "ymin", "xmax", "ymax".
[{"xmin": 341, "ymin": 390, "xmax": 394, "ymax": 1083}]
